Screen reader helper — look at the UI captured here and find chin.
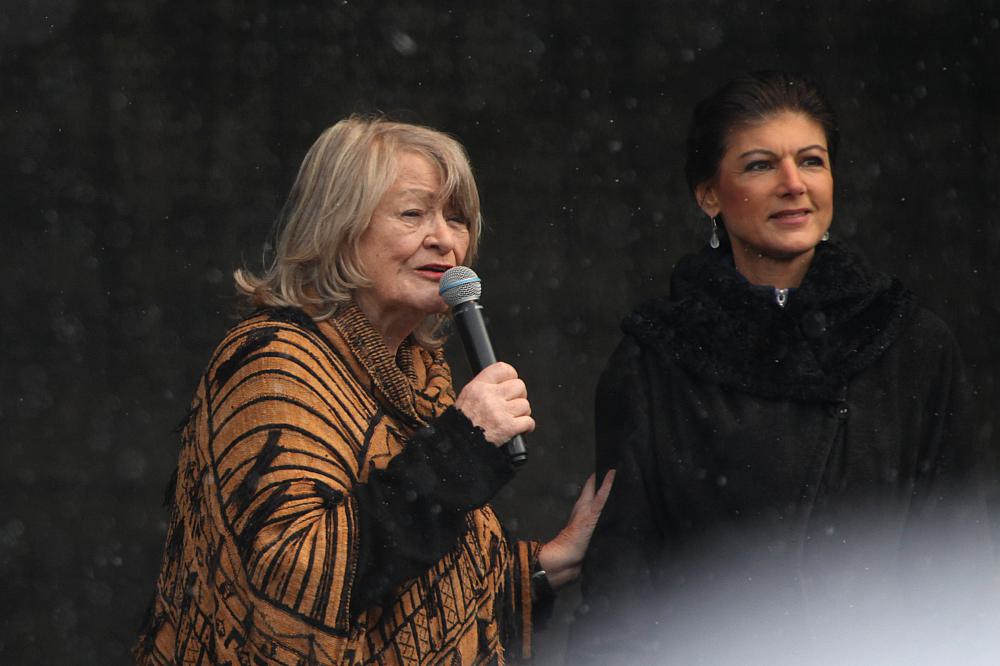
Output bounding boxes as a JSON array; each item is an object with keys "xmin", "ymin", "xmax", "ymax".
[
  {"xmin": 755, "ymin": 243, "xmax": 819, "ymax": 262},
  {"xmin": 419, "ymin": 300, "xmax": 449, "ymax": 316},
  {"xmin": 770, "ymin": 233, "xmax": 826, "ymax": 256}
]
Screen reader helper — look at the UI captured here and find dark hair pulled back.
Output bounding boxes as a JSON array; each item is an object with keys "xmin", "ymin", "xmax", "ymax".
[{"xmin": 684, "ymin": 70, "xmax": 839, "ymax": 198}]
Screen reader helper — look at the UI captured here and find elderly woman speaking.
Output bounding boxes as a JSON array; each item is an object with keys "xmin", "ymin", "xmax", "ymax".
[{"xmin": 134, "ymin": 117, "xmax": 611, "ymax": 665}]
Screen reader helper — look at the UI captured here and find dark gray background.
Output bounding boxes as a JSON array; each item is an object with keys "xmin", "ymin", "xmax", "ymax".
[{"xmin": 3, "ymin": 1, "xmax": 998, "ymax": 663}]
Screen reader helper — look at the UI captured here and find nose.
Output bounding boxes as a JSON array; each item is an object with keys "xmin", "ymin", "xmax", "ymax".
[
  {"xmin": 423, "ymin": 210, "xmax": 456, "ymax": 254},
  {"xmin": 777, "ymin": 158, "xmax": 806, "ymax": 196}
]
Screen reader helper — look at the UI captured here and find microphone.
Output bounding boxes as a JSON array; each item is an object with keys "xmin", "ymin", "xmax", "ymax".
[{"xmin": 439, "ymin": 266, "xmax": 528, "ymax": 467}]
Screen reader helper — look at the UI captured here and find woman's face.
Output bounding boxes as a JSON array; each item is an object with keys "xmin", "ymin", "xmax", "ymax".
[
  {"xmin": 696, "ymin": 111, "xmax": 833, "ymax": 265},
  {"xmin": 355, "ymin": 152, "xmax": 471, "ymax": 331}
]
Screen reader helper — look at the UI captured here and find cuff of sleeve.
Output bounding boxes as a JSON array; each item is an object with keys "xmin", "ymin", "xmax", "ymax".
[
  {"xmin": 514, "ymin": 540, "xmax": 544, "ymax": 660},
  {"xmin": 404, "ymin": 406, "xmax": 516, "ymax": 512},
  {"xmin": 529, "ymin": 544, "xmax": 556, "ymax": 632},
  {"xmin": 430, "ymin": 405, "xmax": 516, "ymax": 473}
]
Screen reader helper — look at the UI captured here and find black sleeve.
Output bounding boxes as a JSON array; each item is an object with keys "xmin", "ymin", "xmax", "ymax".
[
  {"xmin": 568, "ymin": 338, "xmax": 672, "ymax": 664},
  {"xmin": 903, "ymin": 313, "xmax": 990, "ymax": 555},
  {"xmin": 350, "ymin": 406, "xmax": 514, "ymax": 616}
]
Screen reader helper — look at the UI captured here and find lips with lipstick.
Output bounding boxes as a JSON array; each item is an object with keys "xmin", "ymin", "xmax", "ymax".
[{"xmin": 415, "ymin": 263, "xmax": 454, "ymax": 280}]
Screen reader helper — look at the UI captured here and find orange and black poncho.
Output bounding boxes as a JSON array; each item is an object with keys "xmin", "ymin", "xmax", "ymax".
[{"xmin": 135, "ymin": 303, "xmax": 540, "ymax": 665}]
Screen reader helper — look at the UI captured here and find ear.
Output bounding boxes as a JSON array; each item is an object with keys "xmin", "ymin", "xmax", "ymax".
[{"xmin": 694, "ymin": 181, "xmax": 721, "ymax": 218}]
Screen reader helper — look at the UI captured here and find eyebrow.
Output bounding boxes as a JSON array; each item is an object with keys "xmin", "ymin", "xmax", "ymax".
[{"xmin": 737, "ymin": 145, "xmax": 829, "ymax": 159}]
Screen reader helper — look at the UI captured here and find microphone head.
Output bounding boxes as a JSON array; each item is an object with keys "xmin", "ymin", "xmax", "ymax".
[{"xmin": 439, "ymin": 266, "xmax": 482, "ymax": 306}]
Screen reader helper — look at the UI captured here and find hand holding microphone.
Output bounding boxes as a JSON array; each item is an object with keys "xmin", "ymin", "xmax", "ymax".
[
  {"xmin": 440, "ymin": 267, "xmax": 530, "ymax": 466},
  {"xmin": 453, "ymin": 361, "xmax": 534, "ymax": 447},
  {"xmin": 441, "ymin": 269, "xmax": 614, "ymax": 594}
]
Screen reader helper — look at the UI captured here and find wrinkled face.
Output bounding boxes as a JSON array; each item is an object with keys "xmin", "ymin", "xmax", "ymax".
[
  {"xmin": 355, "ymin": 152, "xmax": 471, "ymax": 327},
  {"xmin": 697, "ymin": 111, "xmax": 834, "ymax": 264}
]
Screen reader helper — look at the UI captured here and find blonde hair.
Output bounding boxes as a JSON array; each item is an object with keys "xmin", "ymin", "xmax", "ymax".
[{"xmin": 235, "ymin": 115, "xmax": 483, "ymax": 348}]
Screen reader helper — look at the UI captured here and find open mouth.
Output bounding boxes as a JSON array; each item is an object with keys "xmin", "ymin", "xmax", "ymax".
[{"xmin": 416, "ymin": 264, "xmax": 453, "ymax": 277}]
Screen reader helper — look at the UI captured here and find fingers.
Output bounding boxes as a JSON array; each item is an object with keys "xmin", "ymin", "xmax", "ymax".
[
  {"xmin": 506, "ymin": 397, "xmax": 531, "ymax": 417},
  {"xmin": 568, "ymin": 471, "xmax": 615, "ymax": 521},
  {"xmin": 592, "ymin": 469, "xmax": 616, "ymax": 513},
  {"xmin": 474, "ymin": 361, "xmax": 518, "ymax": 383},
  {"xmin": 568, "ymin": 473, "xmax": 597, "ymax": 517},
  {"xmin": 476, "ymin": 363, "xmax": 526, "ymax": 400},
  {"xmin": 509, "ymin": 414, "xmax": 536, "ymax": 436},
  {"xmin": 536, "ymin": 471, "xmax": 617, "ymax": 589},
  {"xmin": 454, "ymin": 362, "xmax": 533, "ymax": 445},
  {"xmin": 499, "ymin": 378, "xmax": 528, "ymax": 400}
]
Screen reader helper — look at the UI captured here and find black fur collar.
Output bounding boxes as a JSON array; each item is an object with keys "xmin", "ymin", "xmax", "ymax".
[{"xmin": 623, "ymin": 241, "xmax": 915, "ymax": 402}]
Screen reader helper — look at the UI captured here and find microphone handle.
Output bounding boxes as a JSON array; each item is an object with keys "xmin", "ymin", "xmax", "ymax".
[
  {"xmin": 453, "ymin": 301, "xmax": 528, "ymax": 467},
  {"xmin": 453, "ymin": 301, "xmax": 496, "ymax": 372}
]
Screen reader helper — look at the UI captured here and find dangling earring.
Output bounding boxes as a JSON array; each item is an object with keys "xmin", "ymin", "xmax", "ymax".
[
  {"xmin": 821, "ymin": 230, "xmax": 830, "ymax": 242},
  {"xmin": 709, "ymin": 217, "xmax": 720, "ymax": 249}
]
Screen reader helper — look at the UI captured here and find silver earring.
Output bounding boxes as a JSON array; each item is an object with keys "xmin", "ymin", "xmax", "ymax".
[
  {"xmin": 821, "ymin": 230, "xmax": 830, "ymax": 242},
  {"xmin": 709, "ymin": 217, "xmax": 720, "ymax": 249}
]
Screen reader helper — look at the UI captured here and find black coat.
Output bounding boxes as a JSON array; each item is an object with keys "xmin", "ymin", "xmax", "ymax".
[{"xmin": 570, "ymin": 242, "xmax": 984, "ymax": 664}]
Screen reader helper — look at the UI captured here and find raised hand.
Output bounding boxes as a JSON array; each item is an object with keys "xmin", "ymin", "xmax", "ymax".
[
  {"xmin": 454, "ymin": 362, "xmax": 535, "ymax": 446},
  {"xmin": 538, "ymin": 471, "xmax": 616, "ymax": 588}
]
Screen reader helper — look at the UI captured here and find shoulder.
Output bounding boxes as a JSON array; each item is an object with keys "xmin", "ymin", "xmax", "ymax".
[
  {"xmin": 864, "ymin": 302, "xmax": 967, "ymax": 405},
  {"xmin": 616, "ymin": 250, "xmax": 719, "ymax": 352},
  {"xmin": 201, "ymin": 309, "xmax": 373, "ymax": 472},
  {"xmin": 618, "ymin": 295, "xmax": 681, "ymax": 350},
  {"xmin": 206, "ymin": 308, "xmax": 355, "ymax": 396},
  {"xmin": 595, "ymin": 320, "xmax": 678, "ymax": 411},
  {"xmin": 597, "ymin": 281, "xmax": 695, "ymax": 389},
  {"xmin": 605, "ymin": 331, "xmax": 644, "ymax": 368},
  {"xmin": 598, "ymin": 325, "xmax": 655, "ymax": 387},
  {"xmin": 908, "ymin": 304, "xmax": 957, "ymax": 341},
  {"xmin": 893, "ymin": 303, "xmax": 962, "ymax": 359}
]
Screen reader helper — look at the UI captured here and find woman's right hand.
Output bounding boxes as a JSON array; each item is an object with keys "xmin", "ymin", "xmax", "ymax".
[{"xmin": 454, "ymin": 362, "xmax": 535, "ymax": 446}]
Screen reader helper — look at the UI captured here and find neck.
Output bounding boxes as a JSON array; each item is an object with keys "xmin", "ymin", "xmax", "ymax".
[
  {"xmin": 731, "ymin": 244, "xmax": 815, "ymax": 289},
  {"xmin": 353, "ymin": 292, "xmax": 422, "ymax": 359}
]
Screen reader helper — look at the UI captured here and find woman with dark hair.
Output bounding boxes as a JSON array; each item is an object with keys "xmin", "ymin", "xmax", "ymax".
[
  {"xmin": 569, "ymin": 71, "xmax": 983, "ymax": 663},
  {"xmin": 134, "ymin": 116, "xmax": 613, "ymax": 665}
]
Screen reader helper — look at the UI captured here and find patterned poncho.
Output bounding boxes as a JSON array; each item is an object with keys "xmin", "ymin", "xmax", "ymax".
[{"xmin": 135, "ymin": 304, "xmax": 539, "ymax": 665}]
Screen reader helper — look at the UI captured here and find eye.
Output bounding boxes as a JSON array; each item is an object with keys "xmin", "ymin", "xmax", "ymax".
[
  {"xmin": 446, "ymin": 213, "xmax": 469, "ymax": 228},
  {"xmin": 744, "ymin": 160, "xmax": 773, "ymax": 172},
  {"xmin": 801, "ymin": 155, "xmax": 826, "ymax": 168},
  {"xmin": 401, "ymin": 209, "xmax": 423, "ymax": 219}
]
